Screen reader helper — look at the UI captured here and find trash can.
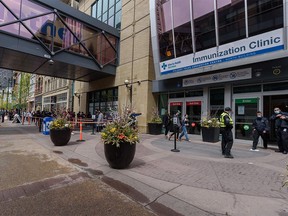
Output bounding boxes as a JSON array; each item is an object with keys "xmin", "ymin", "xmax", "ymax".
[{"xmin": 42, "ymin": 117, "xmax": 54, "ymax": 135}]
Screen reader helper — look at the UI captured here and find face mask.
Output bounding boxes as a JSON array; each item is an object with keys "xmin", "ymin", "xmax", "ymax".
[
  {"xmin": 275, "ymin": 111, "xmax": 280, "ymax": 114},
  {"xmin": 257, "ymin": 115, "xmax": 262, "ymax": 118}
]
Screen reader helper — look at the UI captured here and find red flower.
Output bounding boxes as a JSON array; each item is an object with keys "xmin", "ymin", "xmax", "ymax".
[{"xmin": 118, "ymin": 133, "xmax": 126, "ymax": 139}]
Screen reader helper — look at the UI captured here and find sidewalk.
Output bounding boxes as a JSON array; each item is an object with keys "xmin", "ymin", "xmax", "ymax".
[{"xmin": 1, "ymin": 121, "xmax": 288, "ymax": 216}]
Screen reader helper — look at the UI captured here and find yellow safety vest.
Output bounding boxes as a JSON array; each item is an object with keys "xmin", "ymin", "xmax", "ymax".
[{"xmin": 220, "ymin": 112, "xmax": 233, "ymax": 128}]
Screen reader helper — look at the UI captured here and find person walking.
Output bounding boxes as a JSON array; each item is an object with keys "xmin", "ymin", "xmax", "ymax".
[
  {"xmin": 163, "ymin": 112, "xmax": 172, "ymax": 139},
  {"xmin": 270, "ymin": 107, "xmax": 288, "ymax": 154},
  {"xmin": 220, "ymin": 107, "xmax": 234, "ymax": 158},
  {"xmin": 168, "ymin": 110, "xmax": 181, "ymax": 141},
  {"xmin": 179, "ymin": 114, "xmax": 190, "ymax": 141},
  {"xmin": 251, "ymin": 111, "xmax": 269, "ymax": 151}
]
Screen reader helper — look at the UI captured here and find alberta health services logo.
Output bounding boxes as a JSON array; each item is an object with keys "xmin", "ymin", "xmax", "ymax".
[{"xmin": 161, "ymin": 61, "xmax": 181, "ymax": 72}]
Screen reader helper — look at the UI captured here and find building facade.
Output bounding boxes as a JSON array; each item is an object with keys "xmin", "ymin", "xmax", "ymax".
[{"xmin": 150, "ymin": 0, "xmax": 288, "ymax": 142}]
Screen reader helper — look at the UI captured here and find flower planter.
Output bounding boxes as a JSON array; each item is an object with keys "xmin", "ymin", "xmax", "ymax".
[
  {"xmin": 201, "ymin": 127, "xmax": 220, "ymax": 143},
  {"xmin": 50, "ymin": 127, "xmax": 71, "ymax": 146},
  {"xmin": 148, "ymin": 123, "xmax": 163, "ymax": 135},
  {"xmin": 104, "ymin": 142, "xmax": 136, "ymax": 169}
]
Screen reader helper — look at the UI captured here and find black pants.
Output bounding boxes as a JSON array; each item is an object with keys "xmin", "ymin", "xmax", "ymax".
[
  {"xmin": 220, "ymin": 128, "xmax": 233, "ymax": 155},
  {"xmin": 276, "ymin": 128, "xmax": 284, "ymax": 152},
  {"xmin": 164, "ymin": 125, "xmax": 170, "ymax": 136},
  {"xmin": 280, "ymin": 128, "xmax": 288, "ymax": 152},
  {"xmin": 252, "ymin": 130, "xmax": 268, "ymax": 149}
]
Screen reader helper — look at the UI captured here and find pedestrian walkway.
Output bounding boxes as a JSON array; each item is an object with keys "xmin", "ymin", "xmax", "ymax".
[{"xmin": 1, "ymin": 121, "xmax": 288, "ymax": 216}]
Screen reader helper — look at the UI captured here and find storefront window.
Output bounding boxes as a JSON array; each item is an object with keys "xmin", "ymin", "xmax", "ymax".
[{"xmin": 88, "ymin": 87, "xmax": 118, "ymax": 114}]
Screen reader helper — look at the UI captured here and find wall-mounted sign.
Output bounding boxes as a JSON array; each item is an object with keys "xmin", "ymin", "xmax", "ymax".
[
  {"xmin": 160, "ymin": 29, "xmax": 284, "ymax": 76},
  {"xmin": 186, "ymin": 101, "xmax": 201, "ymax": 106},
  {"xmin": 235, "ymin": 98, "xmax": 258, "ymax": 104},
  {"xmin": 170, "ymin": 102, "xmax": 182, "ymax": 106},
  {"xmin": 183, "ymin": 68, "xmax": 251, "ymax": 87}
]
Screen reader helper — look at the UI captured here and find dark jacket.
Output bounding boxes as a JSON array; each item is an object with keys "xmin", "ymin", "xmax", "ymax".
[
  {"xmin": 163, "ymin": 114, "xmax": 171, "ymax": 127},
  {"xmin": 270, "ymin": 111, "xmax": 288, "ymax": 129},
  {"xmin": 252, "ymin": 117, "xmax": 270, "ymax": 132}
]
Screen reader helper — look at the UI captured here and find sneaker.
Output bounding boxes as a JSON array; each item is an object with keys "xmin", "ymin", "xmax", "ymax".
[{"xmin": 250, "ymin": 149, "xmax": 259, "ymax": 151}]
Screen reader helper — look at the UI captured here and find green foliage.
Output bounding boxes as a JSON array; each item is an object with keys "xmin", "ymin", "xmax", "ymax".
[
  {"xmin": 50, "ymin": 117, "xmax": 72, "ymax": 130},
  {"xmin": 200, "ymin": 117, "xmax": 220, "ymax": 128},
  {"xmin": 149, "ymin": 107, "xmax": 162, "ymax": 124},
  {"xmin": 101, "ymin": 108, "xmax": 140, "ymax": 147}
]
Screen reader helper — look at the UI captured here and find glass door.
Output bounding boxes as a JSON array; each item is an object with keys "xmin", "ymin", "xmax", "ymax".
[
  {"xmin": 234, "ymin": 98, "xmax": 259, "ymax": 140},
  {"xmin": 169, "ymin": 101, "xmax": 183, "ymax": 116},
  {"xmin": 186, "ymin": 101, "xmax": 201, "ymax": 134}
]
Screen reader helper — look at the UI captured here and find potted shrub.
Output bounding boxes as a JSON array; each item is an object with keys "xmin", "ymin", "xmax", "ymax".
[
  {"xmin": 200, "ymin": 117, "xmax": 220, "ymax": 142},
  {"xmin": 101, "ymin": 109, "xmax": 140, "ymax": 169},
  {"xmin": 49, "ymin": 117, "xmax": 72, "ymax": 146},
  {"xmin": 147, "ymin": 107, "xmax": 163, "ymax": 135}
]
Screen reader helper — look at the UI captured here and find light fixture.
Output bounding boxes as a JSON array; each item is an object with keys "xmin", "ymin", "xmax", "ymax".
[
  {"xmin": 124, "ymin": 79, "xmax": 132, "ymax": 90},
  {"xmin": 74, "ymin": 91, "xmax": 80, "ymax": 98},
  {"xmin": 48, "ymin": 59, "xmax": 54, "ymax": 65}
]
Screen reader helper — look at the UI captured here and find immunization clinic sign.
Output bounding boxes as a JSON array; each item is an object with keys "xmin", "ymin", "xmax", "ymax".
[{"xmin": 160, "ymin": 29, "xmax": 284, "ymax": 75}]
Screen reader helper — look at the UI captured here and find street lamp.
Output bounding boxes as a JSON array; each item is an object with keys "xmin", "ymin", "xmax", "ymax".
[{"xmin": 124, "ymin": 80, "xmax": 141, "ymax": 108}]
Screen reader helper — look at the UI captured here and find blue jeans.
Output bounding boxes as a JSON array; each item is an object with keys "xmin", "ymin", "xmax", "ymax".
[{"xmin": 179, "ymin": 126, "xmax": 189, "ymax": 141}]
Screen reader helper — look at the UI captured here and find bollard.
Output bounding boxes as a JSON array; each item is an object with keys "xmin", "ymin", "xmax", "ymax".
[
  {"xmin": 91, "ymin": 120, "xmax": 96, "ymax": 135},
  {"xmin": 76, "ymin": 122, "xmax": 85, "ymax": 142}
]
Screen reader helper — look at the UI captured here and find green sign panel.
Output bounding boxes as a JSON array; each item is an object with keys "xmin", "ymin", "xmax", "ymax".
[{"xmin": 235, "ymin": 98, "xmax": 258, "ymax": 104}]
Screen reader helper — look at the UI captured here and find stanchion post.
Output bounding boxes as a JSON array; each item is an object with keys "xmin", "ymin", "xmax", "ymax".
[{"xmin": 76, "ymin": 122, "xmax": 85, "ymax": 142}]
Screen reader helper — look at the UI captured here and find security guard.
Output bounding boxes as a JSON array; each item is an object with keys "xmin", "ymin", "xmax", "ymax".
[{"xmin": 220, "ymin": 107, "xmax": 234, "ymax": 158}]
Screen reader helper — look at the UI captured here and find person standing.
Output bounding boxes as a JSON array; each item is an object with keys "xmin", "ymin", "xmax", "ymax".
[
  {"xmin": 251, "ymin": 111, "xmax": 269, "ymax": 151},
  {"xmin": 220, "ymin": 107, "xmax": 234, "ymax": 158},
  {"xmin": 179, "ymin": 114, "xmax": 190, "ymax": 141},
  {"xmin": 163, "ymin": 112, "xmax": 172, "ymax": 139},
  {"xmin": 270, "ymin": 107, "xmax": 288, "ymax": 154}
]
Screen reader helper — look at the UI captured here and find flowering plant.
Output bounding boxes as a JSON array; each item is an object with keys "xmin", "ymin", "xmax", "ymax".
[
  {"xmin": 200, "ymin": 117, "xmax": 220, "ymax": 128},
  {"xmin": 101, "ymin": 108, "xmax": 140, "ymax": 147},
  {"xmin": 49, "ymin": 117, "xmax": 72, "ymax": 130}
]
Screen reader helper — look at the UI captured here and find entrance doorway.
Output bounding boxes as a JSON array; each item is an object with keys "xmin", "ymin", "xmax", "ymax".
[
  {"xmin": 263, "ymin": 95, "xmax": 288, "ymax": 144},
  {"xmin": 168, "ymin": 98, "xmax": 203, "ymax": 135},
  {"xmin": 234, "ymin": 98, "xmax": 259, "ymax": 140}
]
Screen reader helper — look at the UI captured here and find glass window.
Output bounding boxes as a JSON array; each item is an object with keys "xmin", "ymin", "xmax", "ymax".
[
  {"xmin": 115, "ymin": 10, "xmax": 121, "ymax": 29},
  {"xmin": 233, "ymin": 85, "xmax": 261, "ymax": 93},
  {"xmin": 169, "ymin": 92, "xmax": 184, "ymax": 98},
  {"xmin": 109, "ymin": 0, "xmax": 115, "ymax": 8},
  {"xmin": 102, "ymin": 12, "xmax": 108, "ymax": 22},
  {"xmin": 108, "ymin": 16, "xmax": 114, "ymax": 27},
  {"xmin": 109, "ymin": 7, "xmax": 114, "ymax": 18},
  {"xmin": 193, "ymin": 0, "xmax": 216, "ymax": 51},
  {"xmin": 97, "ymin": 0, "xmax": 102, "ymax": 18},
  {"xmin": 103, "ymin": 0, "xmax": 108, "ymax": 13},
  {"xmin": 217, "ymin": 0, "xmax": 246, "ymax": 45},
  {"xmin": 115, "ymin": 1, "xmax": 121, "ymax": 12},
  {"xmin": 209, "ymin": 88, "xmax": 224, "ymax": 117},
  {"xmin": 248, "ymin": 0, "xmax": 283, "ymax": 36},
  {"xmin": 263, "ymin": 82, "xmax": 288, "ymax": 91},
  {"xmin": 91, "ymin": 3, "xmax": 97, "ymax": 17},
  {"xmin": 185, "ymin": 90, "xmax": 203, "ymax": 97},
  {"xmin": 173, "ymin": 0, "xmax": 192, "ymax": 57}
]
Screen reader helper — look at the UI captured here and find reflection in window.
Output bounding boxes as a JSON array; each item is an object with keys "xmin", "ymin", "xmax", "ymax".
[
  {"xmin": 248, "ymin": 0, "xmax": 283, "ymax": 36},
  {"xmin": 217, "ymin": 0, "xmax": 246, "ymax": 45},
  {"xmin": 172, "ymin": 0, "xmax": 192, "ymax": 57},
  {"xmin": 193, "ymin": 0, "xmax": 216, "ymax": 52},
  {"xmin": 91, "ymin": 0, "xmax": 121, "ymax": 29}
]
